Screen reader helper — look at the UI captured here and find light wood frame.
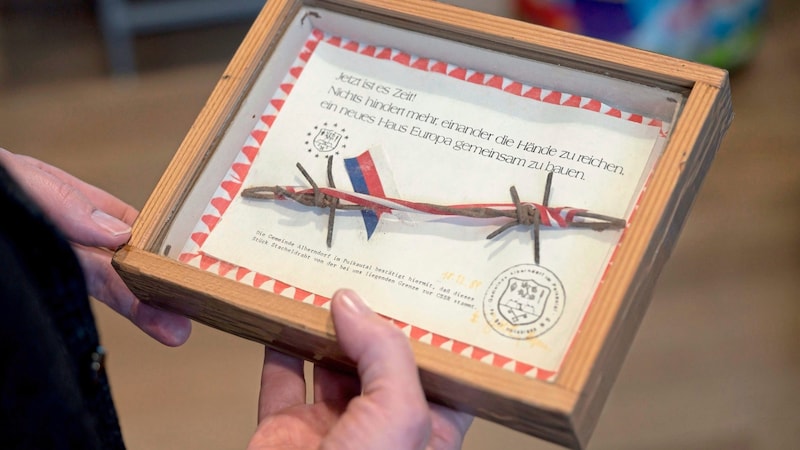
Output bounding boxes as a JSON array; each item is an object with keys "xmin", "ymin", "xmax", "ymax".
[{"xmin": 112, "ymin": 1, "xmax": 733, "ymax": 448}]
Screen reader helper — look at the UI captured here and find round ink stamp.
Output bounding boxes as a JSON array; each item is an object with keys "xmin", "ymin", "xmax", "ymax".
[{"xmin": 483, "ymin": 264, "xmax": 565, "ymax": 340}]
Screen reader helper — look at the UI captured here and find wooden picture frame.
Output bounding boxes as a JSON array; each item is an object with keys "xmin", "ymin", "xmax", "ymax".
[{"xmin": 112, "ymin": 1, "xmax": 733, "ymax": 448}]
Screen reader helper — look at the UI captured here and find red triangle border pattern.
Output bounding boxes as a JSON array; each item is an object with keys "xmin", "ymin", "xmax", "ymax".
[{"xmin": 174, "ymin": 29, "xmax": 671, "ymax": 383}]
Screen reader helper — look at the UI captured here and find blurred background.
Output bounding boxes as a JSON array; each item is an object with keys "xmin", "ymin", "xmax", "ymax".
[{"xmin": 1, "ymin": 0, "xmax": 798, "ymax": 448}]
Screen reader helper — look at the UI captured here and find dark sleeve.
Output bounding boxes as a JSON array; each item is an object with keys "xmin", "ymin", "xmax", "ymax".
[{"xmin": 0, "ymin": 163, "xmax": 124, "ymax": 449}]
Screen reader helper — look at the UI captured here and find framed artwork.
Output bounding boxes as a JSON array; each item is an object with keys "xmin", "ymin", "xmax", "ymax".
[{"xmin": 113, "ymin": 1, "xmax": 733, "ymax": 448}]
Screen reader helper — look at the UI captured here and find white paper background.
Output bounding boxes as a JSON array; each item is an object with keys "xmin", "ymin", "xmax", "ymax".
[{"xmin": 199, "ymin": 39, "xmax": 664, "ymax": 372}]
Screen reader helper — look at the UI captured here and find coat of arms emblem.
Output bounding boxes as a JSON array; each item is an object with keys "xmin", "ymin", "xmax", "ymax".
[
  {"xmin": 312, "ymin": 128, "xmax": 343, "ymax": 153},
  {"xmin": 498, "ymin": 277, "xmax": 550, "ymax": 326}
]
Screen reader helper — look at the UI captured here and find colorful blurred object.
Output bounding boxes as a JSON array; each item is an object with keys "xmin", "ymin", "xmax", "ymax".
[{"xmin": 516, "ymin": 0, "xmax": 767, "ymax": 69}]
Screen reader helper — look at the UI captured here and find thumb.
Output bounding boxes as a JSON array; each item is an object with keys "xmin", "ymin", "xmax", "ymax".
[
  {"xmin": 324, "ymin": 289, "xmax": 431, "ymax": 449},
  {"xmin": 38, "ymin": 177, "xmax": 131, "ymax": 248}
]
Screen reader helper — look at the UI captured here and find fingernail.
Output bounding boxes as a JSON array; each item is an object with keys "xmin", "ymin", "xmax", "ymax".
[
  {"xmin": 338, "ymin": 290, "xmax": 372, "ymax": 316},
  {"xmin": 92, "ymin": 210, "xmax": 131, "ymax": 236}
]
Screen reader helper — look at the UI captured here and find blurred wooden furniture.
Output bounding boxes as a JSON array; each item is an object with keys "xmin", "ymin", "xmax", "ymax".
[{"xmin": 95, "ymin": 0, "xmax": 263, "ymax": 74}]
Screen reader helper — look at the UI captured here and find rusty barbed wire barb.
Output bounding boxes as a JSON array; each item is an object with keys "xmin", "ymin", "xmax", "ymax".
[
  {"xmin": 240, "ymin": 160, "xmax": 627, "ymax": 264},
  {"xmin": 325, "ymin": 155, "xmax": 338, "ymax": 248}
]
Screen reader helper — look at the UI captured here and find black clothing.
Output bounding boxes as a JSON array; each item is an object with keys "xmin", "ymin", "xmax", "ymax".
[{"xmin": 0, "ymin": 164, "xmax": 125, "ymax": 449}]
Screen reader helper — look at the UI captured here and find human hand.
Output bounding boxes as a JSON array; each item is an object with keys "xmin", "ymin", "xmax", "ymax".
[
  {"xmin": 248, "ymin": 289, "xmax": 473, "ymax": 450},
  {"xmin": 0, "ymin": 149, "xmax": 191, "ymax": 346}
]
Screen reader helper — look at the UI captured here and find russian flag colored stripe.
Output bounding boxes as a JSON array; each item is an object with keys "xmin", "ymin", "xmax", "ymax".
[{"xmin": 344, "ymin": 151, "xmax": 388, "ymax": 238}]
